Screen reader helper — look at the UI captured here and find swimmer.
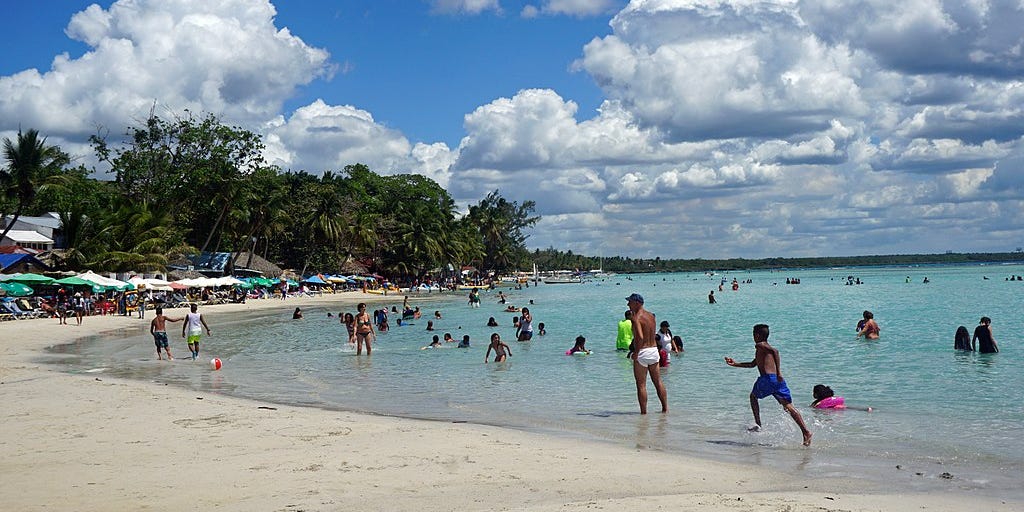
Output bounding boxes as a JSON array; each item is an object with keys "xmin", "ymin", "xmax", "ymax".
[
  {"xmin": 972, "ymin": 316, "xmax": 999, "ymax": 353},
  {"xmin": 426, "ymin": 320, "xmax": 434, "ymax": 331},
  {"xmin": 954, "ymin": 325, "xmax": 972, "ymax": 351},
  {"xmin": 422, "ymin": 335, "xmax": 442, "ymax": 350},
  {"xmin": 343, "ymin": 312, "xmax": 356, "ymax": 345},
  {"xmin": 487, "ymin": 316, "xmax": 499, "ymax": 327},
  {"xmin": 856, "ymin": 311, "xmax": 879, "ymax": 339},
  {"xmin": 567, "ymin": 335, "xmax": 591, "ymax": 355},
  {"xmin": 458, "ymin": 334, "xmax": 471, "ymax": 348},
  {"xmin": 292, "ymin": 307, "xmax": 303, "ymax": 319},
  {"xmin": 811, "ymin": 384, "xmax": 872, "ymax": 412},
  {"xmin": 434, "ymin": 310, "xmax": 442, "ymax": 319},
  {"xmin": 537, "ymin": 322, "xmax": 546, "ymax": 336},
  {"xmin": 485, "ymin": 333, "xmax": 511, "ymax": 363},
  {"xmin": 443, "ymin": 332, "xmax": 455, "ymax": 343},
  {"xmin": 672, "ymin": 335, "xmax": 684, "ymax": 352}
]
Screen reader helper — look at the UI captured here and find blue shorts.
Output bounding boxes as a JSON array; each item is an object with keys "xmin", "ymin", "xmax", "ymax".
[{"xmin": 751, "ymin": 374, "xmax": 792, "ymax": 403}]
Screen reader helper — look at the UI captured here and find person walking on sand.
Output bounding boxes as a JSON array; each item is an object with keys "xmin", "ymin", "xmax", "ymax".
[
  {"xmin": 724, "ymin": 324, "xmax": 812, "ymax": 446},
  {"xmin": 182, "ymin": 303, "xmax": 211, "ymax": 360},
  {"xmin": 150, "ymin": 306, "xmax": 181, "ymax": 360},
  {"xmin": 485, "ymin": 332, "xmax": 511, "ymax": 362},
  {"xmin": 354, "ymin": 302, "xmax": 375, "ymax": 355},
  {"xmin": 627, "ymin": 293, "xmax": 667, "ymax": 414},
  {"xmin": 972, "ymin": 316, "xmax": 999, "ymax": 353}
]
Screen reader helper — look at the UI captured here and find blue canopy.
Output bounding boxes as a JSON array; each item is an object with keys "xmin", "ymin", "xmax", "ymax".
[
  {"xmin": 0, "ymin": 253, "xmax": 51, "ymax": 273},
  {"xmin": 302, "ymin": 275, "xmax": 326, "ymax": 284}
]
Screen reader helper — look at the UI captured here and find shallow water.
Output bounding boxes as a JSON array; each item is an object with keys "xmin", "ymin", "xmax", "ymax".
[{"xmin": 52, "ymin": 264, "xmax": 1024, "ymax": 498}]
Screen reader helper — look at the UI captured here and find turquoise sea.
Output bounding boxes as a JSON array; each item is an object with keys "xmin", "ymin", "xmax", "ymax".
[{"xmin": 50, "ymin": 264, "xmax": 1023, "ymax": 498}]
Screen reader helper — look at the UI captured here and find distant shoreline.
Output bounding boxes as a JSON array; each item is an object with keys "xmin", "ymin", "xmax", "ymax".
[{"xmin": 558, "ymin": 252, "xmax": 1024, "ymax": 273}]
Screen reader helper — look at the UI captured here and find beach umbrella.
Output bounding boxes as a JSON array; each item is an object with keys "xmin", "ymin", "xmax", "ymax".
[
  {"xmin": 54, "ymin": 275, "xmax": 104, "ymax": 293},
  {"xmin": 0, "ymin": 281, "xmax": 33, "ymax": 296},
  {"xmin": 302, "ymin": 275, "xmax": 327, "ymax": 284},
  {"xmin": 55, "ymin": 275, "xmax": 96, "ymax": 286},
  {"xmin": 77, "ymin": 271, "xmax": 134, "ymax": 291},
  {"xmin": 5, "ymin": 273, "xmax": 55, "ymax": 285}
]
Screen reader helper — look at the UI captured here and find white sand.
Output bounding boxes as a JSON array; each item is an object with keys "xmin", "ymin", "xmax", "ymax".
[{"xmin": 1, "ymin": 293, "xmax": 1018, "ymax": 511}]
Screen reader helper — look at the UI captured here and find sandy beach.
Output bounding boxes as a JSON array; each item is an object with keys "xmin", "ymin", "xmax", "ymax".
[{"xmin": 0, "ymin": 293, "xmax": 1018, "ymax": 512}]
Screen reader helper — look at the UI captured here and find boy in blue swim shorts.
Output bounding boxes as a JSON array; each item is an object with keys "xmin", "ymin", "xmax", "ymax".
[{"xmin": 725, "ymin": 324, "xmax": 812, "ymax": 446}]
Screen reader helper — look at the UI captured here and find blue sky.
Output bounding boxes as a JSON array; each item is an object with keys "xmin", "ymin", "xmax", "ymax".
[{"xmin": 2, "ymin": 1, "xmax": 1024, "ymax": 259}]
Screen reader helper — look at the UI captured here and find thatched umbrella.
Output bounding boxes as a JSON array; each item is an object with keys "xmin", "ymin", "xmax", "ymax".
[
  {"xmin": 339, "ymin": 257, "xmax": 369, "ymax": 275},
  {"xmin": 231, "ymin": 251, "xmax": 282, "ymax": 277}
]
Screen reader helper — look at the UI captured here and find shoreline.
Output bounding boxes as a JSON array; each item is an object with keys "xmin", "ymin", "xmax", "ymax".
[{"xmin": 1, "ymin": 293, "xmax": 1019, "ymax": 511}]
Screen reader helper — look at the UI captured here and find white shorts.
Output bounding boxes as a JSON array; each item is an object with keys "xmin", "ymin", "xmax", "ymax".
[{"xmin": 636, "ymin": 347, "xmax": 660, "ymax": 367}]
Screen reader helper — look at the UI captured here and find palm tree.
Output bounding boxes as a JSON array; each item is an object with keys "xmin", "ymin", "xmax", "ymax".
[
  {"xmin": 1, "ymin": 129, "xmax": 60, "ymax": 241},
  {"xmin": 91, "ymin": 203, "xmax": 191, "ymax": 272}
]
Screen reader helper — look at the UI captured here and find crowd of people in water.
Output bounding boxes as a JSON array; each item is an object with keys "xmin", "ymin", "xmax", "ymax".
[{"xmin": 279, "ymin": 272, "xmax": 1003, "ymax": 447}]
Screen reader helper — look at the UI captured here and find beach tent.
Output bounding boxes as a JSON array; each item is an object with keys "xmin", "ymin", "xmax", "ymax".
[
  {"xmin": 302, "ymin": 275, "xmax": 326, "ymax": 284},
  {"xmin": 0, "ymin": 281, "xmax": 33, "ymax": 296},
  {"xmin": 4, "ymin": 272, "xmax": 55, "ymax": 285},
  {"xmin": 0, "ymin": 253, "xmax": 50, "ymax": 273},
  {"xmin": 77, "ymin": 271, "xmax": 134, "ymax": 291}
]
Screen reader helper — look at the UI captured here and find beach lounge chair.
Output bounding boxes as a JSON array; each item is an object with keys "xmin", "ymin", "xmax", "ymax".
[
  {"xmin": 1, "ymin": 300, "xmax": 33, "ymax": 320},
  {"xmin": 16, "ymin": 299, "xmax": 46, "ymax": 318}
]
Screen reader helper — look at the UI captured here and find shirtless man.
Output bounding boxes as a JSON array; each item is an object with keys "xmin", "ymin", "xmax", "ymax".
[
  {"xmin": 627, "ymin": 293, "xmax": 667, "ymax": 414},
  {"xmin": 725, "ymin": 324, "xmax": 812, "ymax": 446},
  {"xmin": 150, "ymin": 307, "xmax": 181, "ymax": 360}
]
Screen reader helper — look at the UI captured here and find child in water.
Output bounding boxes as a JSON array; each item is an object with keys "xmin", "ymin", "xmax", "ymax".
[
  {"xmin": 485, "ymin": 333, "xmax": 511, "ymax": 362},
  {"xmin": 537, "ymin": 322, "xmax": 546, "ymax": 336},
  {"xmin": 811, "ymin": 384, "xmax": 872, "ymax": 411},
  {"xmin": 567, "ymin": 335, "xmax": 591, "ymax": 355}
]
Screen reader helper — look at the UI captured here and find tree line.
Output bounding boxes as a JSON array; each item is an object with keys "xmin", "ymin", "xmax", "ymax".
[
  {"xmin": 1, "ymin": 111, "xmax": 539, "ymax": 277},
  {"xmin": 530, "ymin": 248, "xmax": 1024, "ymax": 273}
]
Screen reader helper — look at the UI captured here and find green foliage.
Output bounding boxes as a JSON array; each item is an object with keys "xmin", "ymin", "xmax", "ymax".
[
  {"xmin": 12, "ymin": 118, "xmax": 542, "ymax": 278},
  {"xmin": 1, "ymin": 128, "xmax": 66, "ymax": 240},
  {"xmin": 466, "ymin": 190, "xmax": 539, "ymax": 272}
]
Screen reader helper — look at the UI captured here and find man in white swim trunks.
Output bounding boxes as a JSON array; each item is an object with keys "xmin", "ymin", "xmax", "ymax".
[{"xmin": 627, "ymin": 293, "xmax": 667, "ymax": 414}]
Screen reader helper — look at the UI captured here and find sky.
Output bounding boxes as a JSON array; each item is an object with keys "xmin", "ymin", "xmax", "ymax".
[{"xmin": 2, "ymin": 0, "xmax": 1024, "ymax": 259}]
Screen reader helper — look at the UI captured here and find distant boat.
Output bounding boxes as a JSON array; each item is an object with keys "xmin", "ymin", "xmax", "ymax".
[{"xmin": 543, "ymin": 275, "xmax": 582, "ymax": 284}]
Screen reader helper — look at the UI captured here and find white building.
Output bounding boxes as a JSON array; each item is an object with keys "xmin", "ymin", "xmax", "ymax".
[
  {"xmin": 1, "ymin": 213, "xmax": 64, "ymax": 248},
  {"xmin": 1, "ymin": 229, "xmax": 54, "ymax": 251}
]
